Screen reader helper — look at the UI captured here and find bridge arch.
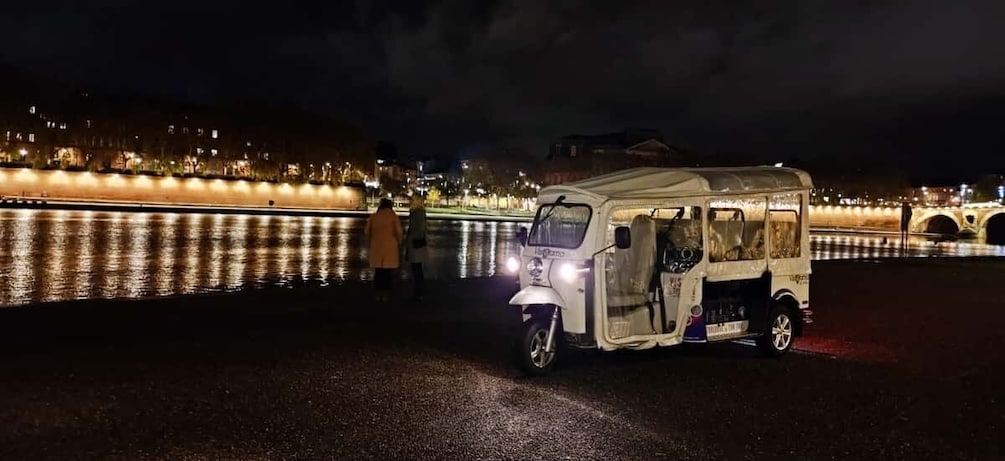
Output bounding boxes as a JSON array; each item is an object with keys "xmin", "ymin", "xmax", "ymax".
[
  {"xmin": 913, "ymin": 211, "xmax": 962, "ymax": 235},
  {"xmin": 982, "ymin": 211, "xmax": 1005, "ymax": 245}
]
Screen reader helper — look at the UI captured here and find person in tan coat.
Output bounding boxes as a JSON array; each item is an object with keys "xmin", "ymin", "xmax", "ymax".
[{"xmin": 365, "ymin": 198, "xmax": 403, "ymax": 301}]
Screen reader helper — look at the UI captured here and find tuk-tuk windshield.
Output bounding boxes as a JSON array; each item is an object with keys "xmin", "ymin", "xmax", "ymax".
[{"xmin": 528, "ymin": 203, "xmax": 592, "ymax": 249}]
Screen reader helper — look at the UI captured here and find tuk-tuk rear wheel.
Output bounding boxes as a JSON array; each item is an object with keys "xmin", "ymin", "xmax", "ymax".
[
  {"xmin": 518, "ymin": 319, "xmax": 558, "ymax": 375},
  {"xmin": 757, "ymin": 306, "xmax": 795, "ymax": 357}
]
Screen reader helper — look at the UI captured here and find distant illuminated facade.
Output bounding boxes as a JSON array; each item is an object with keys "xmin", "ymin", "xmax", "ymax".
[
  {"xmin": 544, "ymin": 128, "xmax": 684, "ymax": 185},
  {"xmin": 375, "ymin": 159, "xmax": 418, "ymax": 195},
  {"xmin": 910, "ymin": 186, "xmax": 964, "ymax": 206},
  {"xmin": 0, "ymin": 91, "xmax": 375, "ymax": 184}
]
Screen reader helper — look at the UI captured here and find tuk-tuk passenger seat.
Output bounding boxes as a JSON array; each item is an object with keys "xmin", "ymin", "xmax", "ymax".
[
  {"xmin": 709, "ymin": 220, "xmax": 743, "ymax": 262},
  {"xmin": 607, "ymin": 214, "xmax": 657, "ymax": 308}
]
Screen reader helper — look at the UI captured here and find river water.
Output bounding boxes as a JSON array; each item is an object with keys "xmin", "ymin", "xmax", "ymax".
[{"xmin": 1, "ymin": 209, "xmax": 1002, "ymax": 306}]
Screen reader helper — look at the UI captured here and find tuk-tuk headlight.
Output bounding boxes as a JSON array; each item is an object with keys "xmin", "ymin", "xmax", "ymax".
[
  {"xmin": 527, "ymin": 257, "xmax": 543, "ymax": 278},
  {"xmin": 558, "ymin": 262, "xmax": 589, "ymax": 283},
  {"xmin": 506, "ymin": 257, "xmax": 520, "ymax": 274},
  {"xmin": 558, "ymin": 263, "xmax": 576, "ymax": 282}
]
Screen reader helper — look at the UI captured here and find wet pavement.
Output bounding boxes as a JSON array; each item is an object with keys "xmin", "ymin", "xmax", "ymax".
[{"xmin": 0, "ymin": 259, "xmax": 1001, "ymax": 460}]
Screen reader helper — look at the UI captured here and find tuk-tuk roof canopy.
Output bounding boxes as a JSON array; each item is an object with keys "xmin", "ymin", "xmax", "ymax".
[{"xmin": 542, "ymin": 167, "xmax": 813, "ymax": 202}]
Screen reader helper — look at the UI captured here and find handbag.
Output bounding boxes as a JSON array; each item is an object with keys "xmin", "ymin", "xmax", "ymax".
[{"xmin": 412, "ymin": 237, "xmax": 427, "ymax": 249}]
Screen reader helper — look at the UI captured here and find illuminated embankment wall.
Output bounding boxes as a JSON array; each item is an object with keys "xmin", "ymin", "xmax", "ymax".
[
  {"xmin": 808, "ymin": 205, "xmax": 901, "ymax": 231},
  {"xmin": 0, "ymin": 168, "xmax": 364, "ymax": 210},
  {"xmin": 0, "ymin": 168, "xmax": 948, "ymax": 229}
]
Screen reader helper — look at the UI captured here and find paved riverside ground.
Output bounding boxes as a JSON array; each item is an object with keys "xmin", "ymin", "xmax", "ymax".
[{"xmin": 0, "ymin": 259, "xmax": 1001, "ymax": 460}]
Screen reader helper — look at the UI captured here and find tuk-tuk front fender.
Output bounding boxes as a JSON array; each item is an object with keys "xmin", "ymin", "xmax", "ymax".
[{"xmin": 509, "ymin": 286, "xmax": 565, "ymax": 308}]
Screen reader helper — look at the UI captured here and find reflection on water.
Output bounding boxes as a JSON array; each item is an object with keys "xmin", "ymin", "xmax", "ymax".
[
  {"xmin": 0, "ymin": 210, "xmax": 521, "ymax": 305},
  {"xmin": 0, "ymin": 209, "xmax": 1002, "ymax": 306},
  {"xmin": 811, "ymin": 233, "xmax": 1005, "ymax": 260}
]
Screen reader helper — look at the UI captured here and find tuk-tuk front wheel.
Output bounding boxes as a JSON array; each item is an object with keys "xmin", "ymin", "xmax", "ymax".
[
  {"xmin": 757, "ymin": 307, "xmax": 795, "ymax": 357},
  {"xmin": 518, "ymin": 319, "xmax": 558, "ymax": 375}
]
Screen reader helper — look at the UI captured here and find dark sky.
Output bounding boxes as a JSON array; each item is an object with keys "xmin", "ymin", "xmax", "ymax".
[{"xmin": 1, "ymin": 0, "xmax": 1003, "ymax": 179}]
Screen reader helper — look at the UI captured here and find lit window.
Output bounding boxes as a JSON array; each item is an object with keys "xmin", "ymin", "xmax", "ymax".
[
  {"xmin": 29, "ymin": 105, "xmax": 36, "ymax": 114},
  {"xmin": 59, "ymin": 123, "xmax": 67, "ymax": 130},
  {"xmin": 211, "ymin": 129, "xmax": 218, "ymax": 139},
  {"xmin": 210, "ymin": 148, "xmax": 218, "ymax": 156},
  {"xmin": 196, "ymin": 147, "xmax": 204, "ymax": 154},
  {"xmin": 245, "ymin": 141, "xmax": 252, "ymax": 147},
  {"xmin": 183, "ymin": 127, "xmax": 189, "ymax": 134},
  {"xmin": 86, "ymin": 120, "xmax": 93, "ymax": 128},
  {"xmin": 28, "ymin": 133, "xmax": 36, "ymax": 143},
  {"xmin": 263, "ymin": 152, "xmax": 270, "ymax": 160},
  {"xmin": 197, "ymin": 128, "xmax": 204, "ymax": 136},
  {"xmin": 47, "ymin": 121, "xmax": 54, "ymax": 129},
  {"xmin": 168, "ymin": 125, "xmax": 175, "ymax": 134},
  {"xmin": 4, "ymin": 131, "xmax": 8, "ymax": 141}
]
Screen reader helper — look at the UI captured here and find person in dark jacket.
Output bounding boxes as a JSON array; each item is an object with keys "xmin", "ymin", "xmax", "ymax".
[{"xmin": 405, "ymin": 194, "xmax": 429, "ymax": 301}]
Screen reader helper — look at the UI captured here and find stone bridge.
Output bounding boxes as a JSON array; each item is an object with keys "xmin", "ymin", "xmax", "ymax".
[{"xmin": 809, "ymin": 204, "xmax": 1005, "ymax": 243}]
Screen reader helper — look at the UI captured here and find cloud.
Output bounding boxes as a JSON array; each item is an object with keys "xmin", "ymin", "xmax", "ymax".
[{"xmin": 0, "ymin": 0, "xmax": 1002, "ymax": 176}]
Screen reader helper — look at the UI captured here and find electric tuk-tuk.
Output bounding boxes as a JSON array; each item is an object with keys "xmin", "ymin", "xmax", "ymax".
[{"xmin": 507, "ymin": 167, "xmax": 813, "ymax": 375}]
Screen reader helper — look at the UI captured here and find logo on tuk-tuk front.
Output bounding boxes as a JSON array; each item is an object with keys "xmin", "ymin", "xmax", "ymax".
[{"xmin": 534, "ymin": 248, "xmax": 566, "ymax": 259}]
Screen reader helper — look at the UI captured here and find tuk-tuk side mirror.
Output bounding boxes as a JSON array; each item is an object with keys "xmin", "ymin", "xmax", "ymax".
[
  {"xmin": 615, "ymin": 226, "xmax": 631, "ymax": 249},
  {"xmin": 516, "ymin": 226, "xmax": 528, "ymax": 246}
]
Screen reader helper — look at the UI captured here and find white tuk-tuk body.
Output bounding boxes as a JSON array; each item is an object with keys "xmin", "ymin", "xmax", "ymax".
[{"xmin": 509, "ymin": 167, "xmax": 812, "ymax": 368}]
